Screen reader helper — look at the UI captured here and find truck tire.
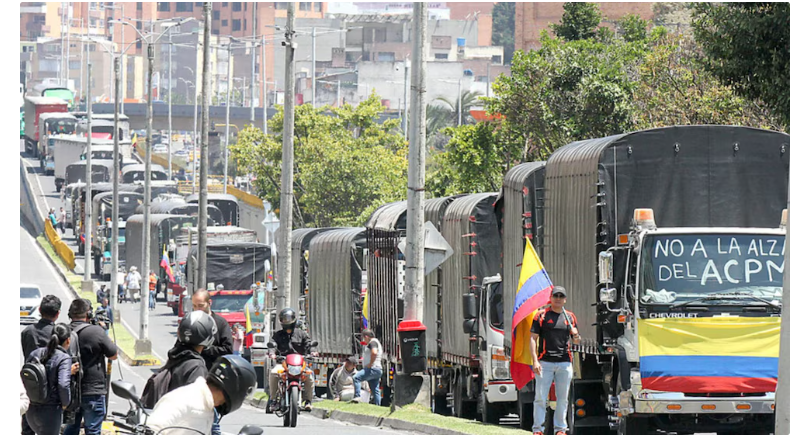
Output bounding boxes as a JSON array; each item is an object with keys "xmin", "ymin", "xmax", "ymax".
[
  {"xmin": 453, "ymin": 372, "xmax": 477, "ymax": 420},
  {"xmin": 616, "ymin": 415, "xmax": 649, "ymax": 435},
  {"xmin": 433, "ymin": 394, "xmax": 450, "ymax": 416},
  {"xmin": 480, "ymin": 389, "xmax": 502, "ymax": 424}
]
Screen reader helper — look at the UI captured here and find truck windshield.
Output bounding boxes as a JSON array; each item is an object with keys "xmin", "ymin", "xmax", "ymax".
[
  {"xmin": 639, "ymin": 234, "xmax": 784, "ymax": 305},
  {"xmin": 211, "ymin": 294, "xmax": 252, "ymax": 313}
]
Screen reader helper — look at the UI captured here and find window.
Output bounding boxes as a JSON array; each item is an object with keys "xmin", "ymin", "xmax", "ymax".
[
  {"xmin": 136, "ymin": 21, "xmax": 142, "ymax": 30},
  {"xmin": 232, "ymin": 2, "xmax": 241, "ymax": 12},
  {"xmin": 69, "ymin": 60, "xmax": 80, "ymax": 70},
  {"xmin": 212, "ymin": 10, "xmax": 220, "ymax": 20},
  {"xmin": 212, "ymin": 28, "xmax": 220, "ymax": 35},
  {"xmin": 232, "ymin": 19, "xmax": 241, "ymax": 31},
  {"xmin": 434, "ymin": 53, "xmax": 448, "ymax": 60},
  {"xmin": 491, "ymin": 55, "xmax": 502, "ymax": 65},
  {"xmin": 244, "ymin": 2, "xmax": 247, "ymax": 10},
  {"xmin": 222, "ymin": 2, "xmax": 228, "ymax": 6},
  {"xmin": 136, "ymin": 40, "xmax": 142, "ymax": 49},
  {"xmin": 137, "ymin": 2, "xmax": 142, "ymax": 10},
  {"xmin": 314, "ymin": 2, "xmax": 322, "ymax": 12},
  {"xmin": 299, "ymin": 2, "xmax": 311, "ymax": 11},
  {"xmin": 476, "ymin": 75, "xmax": 488, "ymax": 83},
  {"xmin": 377, "ymin": 52, "xmax": 395, "ymax": 62},
  {"xmin": 243, "ymin": 19, "xmax": 246, "ymax": 31},
  {"xmin": 157, "ymin": 2, "xmax": 170, "ymax": 12},
  {"xmin": 222, "ymin": 19, "xmax": 228, "ymax": 27},
  {"xmin": 176, "ymin": 3, "xmax": 193, "ymax": 12},
  {"xmin": 196, "ymin": 2, "xmax": 203, "ymax": 6},
  {"xmin": 275, "ymin": 2, "xmax": 287, "ymax": 10}
]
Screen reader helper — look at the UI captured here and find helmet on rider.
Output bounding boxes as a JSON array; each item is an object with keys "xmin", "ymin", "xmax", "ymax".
[
  {"xmin": 177, "ymin": 310, "xmax": 217, "ymax": 347},
  {"xmin": 207, "ymin": 355, "xmax": 257, "ymax": 416},
  {"xmin": 279, "ymin": 308, "xmax": 297, "ymax": 331}
]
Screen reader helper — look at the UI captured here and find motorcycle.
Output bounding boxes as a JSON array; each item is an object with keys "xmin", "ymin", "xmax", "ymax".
[
  {"xmin": 109, "ymin": 380, "xmax": 263, "ymax": 435},
  {"xmin": 266, "ymin": 341, "xmax": 318, "ymax": 428}
]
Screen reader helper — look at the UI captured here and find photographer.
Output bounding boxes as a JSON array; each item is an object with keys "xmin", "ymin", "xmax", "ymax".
[{"xmin": 63, "ymin": 299, "xmax": 118, "ymax": 435}]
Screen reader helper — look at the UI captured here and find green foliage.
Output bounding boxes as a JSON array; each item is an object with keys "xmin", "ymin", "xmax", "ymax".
[
  {"xmin": 230, "ymin": 94, "xmax": 408, "ymax": 228},
  {"xmin": 691, "ymin": 2, "xmax": 790, "ymax": 128},
  {"xmin": 652, "ymin": 2, "xmax": 693, "ymax": 29},
  {"xmin": 491, "ymin": 2, "xmax": 516, "ymax": 65},
  {"xmin": 551, "ymin": 2, "xmax": 603, "ymax": 41},
  {"xmin": 426, "ymin": 91, "xmax": 484, "ymax": 151},
  {"xmin": 619, "ymin": 14, "xmax": 649, "ymax": 42}
]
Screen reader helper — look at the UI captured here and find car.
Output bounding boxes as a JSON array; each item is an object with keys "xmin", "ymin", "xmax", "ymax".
[
  {"xmin": 153, "ymin": 144, "xmax": 169, "ymax": 154},
  {"xmin": 20, "ymin": 284, "xmax": 42, "ymax": 324},
  {"xmin": 174, "ymin": 149, "xmax": 188, "ymax": 157}
]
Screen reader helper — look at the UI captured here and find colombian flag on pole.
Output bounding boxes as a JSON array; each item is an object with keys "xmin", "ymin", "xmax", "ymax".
[
  {"xmin": 510, "ymin": 238, "xmax": 554, "ymax": 389},
  {"xmin": 639, "ymin": 317, "xmax": 780, "ymax": 393},
  {"xmin": 362, "ymin": 292, "xmax": 369, "ymax": 329},
  {"xmin": 160, "ymin": 246, "xmax": 175, "ymax": 283}
]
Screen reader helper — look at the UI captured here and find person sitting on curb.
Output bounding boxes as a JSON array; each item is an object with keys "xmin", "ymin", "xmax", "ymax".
[{"xmin": 329, "ymin": 356, "xmax": 359, "ymax": 402}]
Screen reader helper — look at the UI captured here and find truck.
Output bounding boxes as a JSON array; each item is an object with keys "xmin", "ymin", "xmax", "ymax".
[
  {"xmin": 52, "ymin": 135, "xmax": 92, "ymax": 192},
  {"xmin": 64, "ymin": 160, "xmax": 115, "ymax": 187},
  {"xmin": 515, "ymin": 125, "xmax": 788, "ymax": 434},
  {"xmin": 169, "ymin": 226, "xmax": 259, "ymax": 315},
  {"xmin": 23, "ymin": 96, "xmax": 68, "ymax": 157},
  {"xmin": 76, "ymin": 114, "xmax": 131, "ymax": 141},
  {"xmin": 37, "ymin": 112, "xmax": 77, "ymax": 174},
  {"xmin": 28, "ymin": 83, "xmax": 75, "ymax": 109},
  {"xmin": 92, "ymin": 190, "xmax": 144, "ymax": 279},
  {"xmin": 186, "ymin": 193, "xmax": 241, "ymax": 226}
]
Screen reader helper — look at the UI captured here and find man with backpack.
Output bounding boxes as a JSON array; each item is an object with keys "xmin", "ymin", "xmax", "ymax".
[
  {"xmin": 20, "ymin": 294, "xmax": 61, "ymax": 435},
  {"xmin": 141, "ymin": 311, "xmax": 217, "ymax": 409},
  {"xmin": 63, "ymin": 299, "xmax": 118, "ymax": 435}
]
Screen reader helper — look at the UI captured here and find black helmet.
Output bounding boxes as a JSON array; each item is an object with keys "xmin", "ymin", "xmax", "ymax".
[
  {"xmin": 207, "ymin": 355, "xmax": 257, "ymax": 416},
  {"xmin": 279, "ymin": 308, "xmax": 296, "ymax": 330},
  {"xmin": 177, "ymin": 311, "xmax": 217, "ymax": 347}
]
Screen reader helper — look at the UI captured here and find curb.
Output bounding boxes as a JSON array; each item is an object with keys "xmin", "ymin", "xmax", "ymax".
[
  {"xmin": 308, "ymin": 406, "xmax": 484, "ymax": 435},
  {"xmin": 249, "ymin": 396, "xmax": 268, "ymax": 409}
]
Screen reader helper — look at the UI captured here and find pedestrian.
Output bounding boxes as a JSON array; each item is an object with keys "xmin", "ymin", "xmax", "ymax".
[
  {"xmin": 183, "ymin": 290, "xmax": 234, "ymax": 435},
  {"xmin": 330, "ymin": 356, "xmax": 359, "ymax": 402},
  {"xmin": 58, "ymin": 207, "xmax": 66, "ymax": 234},
  {"xmin": 98, "ymin": 298, "xmax": 113, "ymax": 334},
  {"xmin": 20, "ymin": 294, "xmax": 61, "ymax": 435},
  {"xmin": 48, "ymin": 208, "xmax": 57, "ymax": 229},
  {"xmin": 117, "ymin": 267, "xmax": 127, "ymax": 303},
  {"xmin": 352, "ymin": 329, "xmax": 383, "ymax": 405},
  {"xmin": 63, "ymin": 299, "xmax": 119, "ymax": 435},
  {"xmin": 232, "ymin": 324, "xmax": 244, "ymax": 356},
  {"xmin": 96, "ymin": 284, "xmax": 107, "ymax": 305},
  {"xmin": 25, "ymin": 323, "xmax": 81, "ymax": 435},
  {"xmin": 126, "ymin": 266, "xmax": 141, "ymax": 302},
  {"xmin": 149, "ymin": 271, "xmax": 158, "ymax": 310},
  {"xmin": 529, "ymin": 286, "xmax": 580, "ymax": 435}
]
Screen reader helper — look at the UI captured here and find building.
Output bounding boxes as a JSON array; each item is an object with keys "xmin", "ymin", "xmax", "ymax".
[{"xmin": 515, "ymin": 2, "xmax": 655, "ymax": 51}]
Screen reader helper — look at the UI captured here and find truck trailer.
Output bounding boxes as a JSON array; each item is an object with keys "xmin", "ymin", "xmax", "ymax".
[{"xmin": 23, "ymin": 96, "xmax": 68, "ymax": 157}]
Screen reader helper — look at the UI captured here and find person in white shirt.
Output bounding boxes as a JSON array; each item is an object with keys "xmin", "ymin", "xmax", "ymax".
[
  {"xmin": 147, "ymin": 355, "xmax": 256, "ymax": 435},
  {"xmin": 126, "ymin": 266, "xmax": 142, "ymax": 302}
]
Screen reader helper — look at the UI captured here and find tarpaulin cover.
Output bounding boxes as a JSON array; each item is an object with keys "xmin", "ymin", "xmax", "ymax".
[
  {"xmin": 188, "ymin": 242, "xmax": 270, "ymax": 292},
  {"xmin": 125, "ymin": 214, "xmax": 197, "ymax": 273},
  {"xmin": 135, "ymin": 201, "xmax": 224, "ymax": 225},
  {"xmin": 93, "ymin": 191, "xmax": 143, "ymax": 223},
  {"xmin": 441, "ymin": 193, "xmax": 501, "ymax": 361},
  {"xmin": 186, "ymin": 193, "xmax": 240, "ymax": 226},
  {"xmin": 65, "ymin": 160, "xmax": 114, "ymax": 185},
  {"xmin": 290, "ymin": 228, "xmax": 339, "ymax": 308},
  {"xmin": 639, "ymin": 317, "xmax": 780, "ymax": 393},
  {"xmin": 543, "ymin": 126, "xmax": 790, "ymax": 345},
  {"xmin": 308, "ymin": 228, "xmax": 367, "ymax": 356},
  {"xmin": 122, "ymin": 164, "xmax": 168, "ymax": 183}
]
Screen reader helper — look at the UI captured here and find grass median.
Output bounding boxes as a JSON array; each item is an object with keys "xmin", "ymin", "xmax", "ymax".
[
  {"xmin": 316, "ymin": 400, "xmax": 531, "ymax": 435},
  {"xmin": 36, "ymin": 235, "xmax": 160, "ymax": 364}
]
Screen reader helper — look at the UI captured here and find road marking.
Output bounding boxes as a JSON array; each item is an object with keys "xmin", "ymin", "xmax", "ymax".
[{"xmin": 21, "ymin": 157, "xmax": 48, "ymax": 221}]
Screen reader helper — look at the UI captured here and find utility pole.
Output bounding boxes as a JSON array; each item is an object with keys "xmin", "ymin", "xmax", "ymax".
[
  {"xmin": 83, "ymin": 63, "xmax": 93, "ymax": 282},
  {"xmin": 404, "ymin": 0, "xmax": 426, "ymax": 336},
  {"xmin": 457, "ymin": 77, "xmax": 462, "ymax": 126},
  {"xmin": 197, "ymin": 2, "xmax": 212, "ymax": 292},
  {"xmin": 139, "ymin": 38, "xmax": 155, "ymax": 353},
  {"xmin": 224, "ymin": 41, "xmax": 232, "ymax": 194},
  {"xmin": 486, "ymin": 62, "xmax": 491, "ymax": 98},
  {"xmin": 403, "ymin": 59, "xmax": 409, "ymax": 139},
  {"xmin": 251, "ymin": 2, "xmax": 257, "ymax": 123},
  {"xmin": 121, "ymin": 23, "xmax": 125, "ymax": 115},
  {"xmin": 192, "ymin": 84, "xmax": 198, "ymax": 195},
  {"xmin": 277, "ymin": 2, "xmax": 296, "ymax": 319},
  {"xmin": 311, "ymin": 27, "xmax": 316, "ymax": 108},
  {"xmin": 262, "ymin": 34, "xmax": 268, "ymax": 133},
  {"xmin": 336, "ymin": 79, "xmax": 341, "ymax": 107},
  {"xmin": 110, "ymin": 56, "xmax": 121, "ymax": 314},
  {"xmin": 776, "ymin": 206, "xmax": 790, "ymax": 434},
  {"xmin": 168, "ymin": 26, "xmax": 173, "ymax": 180}
]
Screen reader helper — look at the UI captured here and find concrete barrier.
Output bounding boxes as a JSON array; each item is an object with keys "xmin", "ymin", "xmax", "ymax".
[{"xmin": 44, "ymin": 219, "xmax": 76, "ymax": 270}]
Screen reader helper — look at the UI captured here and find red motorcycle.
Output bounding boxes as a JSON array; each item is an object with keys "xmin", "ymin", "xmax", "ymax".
[{"xmin": 267, "ymin": 341, "xmax": 318, "ymax": 428}]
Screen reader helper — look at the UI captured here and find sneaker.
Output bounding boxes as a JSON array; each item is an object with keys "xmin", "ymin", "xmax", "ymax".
[
  {"xmin": 302, "ymin": 400, "xmax": 312, "ymax": 412},
  {"xmin": 532, "ymin": 432, "xmax": 544, "ymax": 435},
  {"xmin": 555, "ymin": 431, "xmax": 567, "ymax": 435}
]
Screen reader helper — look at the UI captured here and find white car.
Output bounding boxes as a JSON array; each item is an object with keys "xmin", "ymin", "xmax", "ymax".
[
  {"xmin": 20, "ymin": 284, "xmax": 42, "ymax": 324},
  {"xmin": 153, "ymin": 144, "xmax": 169, "ymax": 154}
]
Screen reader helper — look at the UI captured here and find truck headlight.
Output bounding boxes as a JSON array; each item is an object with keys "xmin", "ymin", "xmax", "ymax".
[{"xmin": 490, "ymin": 346, "xmax": 510, "ymax": 379}]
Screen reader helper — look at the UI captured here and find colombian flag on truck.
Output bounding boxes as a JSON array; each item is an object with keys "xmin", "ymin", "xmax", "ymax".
[{"xmin": 639, "ymin": 317, "xmax": 780, "ymax": 393}]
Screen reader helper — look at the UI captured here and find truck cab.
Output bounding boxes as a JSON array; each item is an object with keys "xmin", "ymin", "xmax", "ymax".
[{"xmin": 602, "ymin": 208, "xmax": 784, "ymax": 435}]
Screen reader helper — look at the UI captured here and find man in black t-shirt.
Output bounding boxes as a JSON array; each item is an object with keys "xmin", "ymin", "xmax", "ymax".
[
  {"xmin": 529, "ymin": 286, "xmax": 580, "ymax": 435},
  {"xmin": 63, "ymin": 299, "xmax": 118, "ymax": 435}
]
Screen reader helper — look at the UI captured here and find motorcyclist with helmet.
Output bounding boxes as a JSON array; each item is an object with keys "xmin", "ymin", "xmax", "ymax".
[
  {"xmin": 147, "ymin": 354, "xmax": 257, "ymax": 435},
  {"xmin": 167, "ymin": 311, "xmax": 218, "ymax": 390},
  {"xmin": 266, "ymin": 308, "xmax": 318, "ymax": 413}
]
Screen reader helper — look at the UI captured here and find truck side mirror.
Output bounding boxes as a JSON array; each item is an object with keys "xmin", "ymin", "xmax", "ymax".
[
  {"xmin": 598, "ymin": 251, "xmax": 613, "ymax": 284},
  {"xmin": 462, "ymin": 293, "xmax": 477, "ymax": 320},
  {"xmin": 462, "ymin": 318, "xmax": 478, "ymax": 334}
]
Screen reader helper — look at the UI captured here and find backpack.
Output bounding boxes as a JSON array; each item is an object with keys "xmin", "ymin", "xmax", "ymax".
[
  {"xmin": 140, "ymin": 364, "xmax": 174, "ymax": 409},
  {"xmin": 20, "ymin": 356, "xmax": 49, "ymax": 404},
  {"xmin": 65, "ymin": 323, "xmax": 91, "ymax": 413}
]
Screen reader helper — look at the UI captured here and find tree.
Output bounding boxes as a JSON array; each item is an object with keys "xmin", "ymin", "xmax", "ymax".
[
  {"xmin": 229, "ymin": 94, "xmax": 408, "ymax": 228},
  {"xmin": 426, "ymin": 91, "xmax": 484, "ymax": 151},
  {"xmin": 492, "ymin": 2, "xmax": 516, "ymax": 65},
  {"xmin": 691, "ymin": 3, "xmax": 789, "ymax": 128},
  {"xmin": 551, "ymin": 2, "xmax": 603, "ymax": 41},
  {"xmin": 618, "ymin": 14, "xmax": 648, "ymax": 42}
]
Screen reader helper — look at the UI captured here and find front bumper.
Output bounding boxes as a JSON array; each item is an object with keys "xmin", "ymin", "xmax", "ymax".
[{"xmin": 485, "ymin": 380, "xmax": 518, "ymax": 403}]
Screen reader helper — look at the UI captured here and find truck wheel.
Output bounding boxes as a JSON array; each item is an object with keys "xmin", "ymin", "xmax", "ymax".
[
  {"xmin": 617, "ymin": 415, "xmax": 649, "ymax": 435},
  {"xmin": 518, "ymin": 398, "xmax": 533, "ymax": 430},
  {"xmin": 480, "ymin": 389, "xmax": 502, "ymax": 424},
  {"xmin": 433, "ymin": 394, "xmax": 450, "ymax": 416},
  {"xmin": 453, "ymin": 372, "xmax": 477, "ymax": 420}
]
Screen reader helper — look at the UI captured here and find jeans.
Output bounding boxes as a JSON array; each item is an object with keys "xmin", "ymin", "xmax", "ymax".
[
  {"xmin": 64, "ymin": 394, "xmax": 106, "ymax": 435},
  {"xmin": 149, "ymin": 290, "xmax": 156, "ymax": 310},
  {"xmin": 25, "ymin": 404, "xmax": 62, "ymax": 435},
  {"xmin": 533, "ymin": 361, "xmax": 573, "ymax": 433},
  {"xmin": 21, "ymin": 412, "xmax": 35, "ymax": 435},
  {"xmin": 353, "ymin": 367, "xmax": 383, "ymax": 405},
  {"xmin": 211, "ymin": 408, "xmax": 221, "ymax": 435}
]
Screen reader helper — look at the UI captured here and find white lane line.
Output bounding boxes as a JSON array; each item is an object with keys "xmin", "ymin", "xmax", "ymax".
[
  {"xmin": 26, "ymin": 228, "xmax": 72, "ymax": 297},
  {"xmin": 21, "ymin": 157, "xmax": 48, "ymax": 221},
  {"xmin": 121, "ymin": 316, "xmax": 168, "ymax": 363}
]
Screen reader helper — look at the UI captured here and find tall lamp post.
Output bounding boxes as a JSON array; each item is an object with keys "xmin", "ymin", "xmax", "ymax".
[{"xmin": 108, "ymin": 17, "xmax": 193, "ymax": 354}]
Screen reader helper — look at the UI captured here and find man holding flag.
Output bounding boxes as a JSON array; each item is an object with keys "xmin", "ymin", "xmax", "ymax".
[{"xmin": 510, "ymin": 239, "xmax": 580, "ymax": 435}]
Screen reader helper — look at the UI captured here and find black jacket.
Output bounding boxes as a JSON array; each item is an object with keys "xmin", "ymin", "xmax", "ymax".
[
  {"xmin": 268, "ymin": 328, "xmax": 316, "ymax": 357},
  {"xmin": 174, "ymin": 311, "xmax": 234, "ymax": 369},
  {"xmin": 28, "ymin": 346, "xmax": 72, "ymax": 407},
  {"xmin": 165, "ymin": 344, "xmax": 208, "ymax": 392},
  {"xmin": 21, "ymin": 319, "xmax": 55, "ymax": 360}
]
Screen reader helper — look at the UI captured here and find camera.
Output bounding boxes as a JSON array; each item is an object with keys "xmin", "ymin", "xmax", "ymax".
[{"xmin": 91, "ymin": 308, "xmax": 112, "ymax": 331}]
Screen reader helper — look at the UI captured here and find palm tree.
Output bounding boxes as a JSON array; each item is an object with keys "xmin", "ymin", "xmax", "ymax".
[{"xmin": 425, "ymin": 90, "xmax": 486, "ymax": 151}]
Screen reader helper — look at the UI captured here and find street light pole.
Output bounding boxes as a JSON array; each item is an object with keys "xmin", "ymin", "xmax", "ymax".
[
  {"xmin": 251, "ymin": 2, "xmax": 257, "ymax": 123},
  {"xmin": 84, "ymin": 63, "xmax": 93, "ymax": 283},
  {"xmin": 168, "ymin": 26, "xmax": 173, "ymax": 180},
  {"xmin": 140, "ymin": 41, "xmax": 154, "ymax": 348},
  {"xmin": 224, "ymin": 41, "xmax": 232, "ymax": 194},
  {"xmin": 111, "ymin": 56, "xmax": 121, "ymax": 314},
  {"xmin": 193, "ymin": 82, "xmax": 198, "ymax": 194},
  {"xmin": 311, "ymin": 27, "xmax": 316, "ymax": 108},
  {"xmin": 198, "ymin": 2, "xmax": 212, "ymax": 292},
  {"xmin": 403, "ymin": 59, "xmax": 409, "ymax": 138},
  {"xmin": 262, "ymin": 34, "xmax": 268, "ymax": 133},
  {"xmin": 457, "ymin": 77, "xmax": 462, "ymax": 127}
]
